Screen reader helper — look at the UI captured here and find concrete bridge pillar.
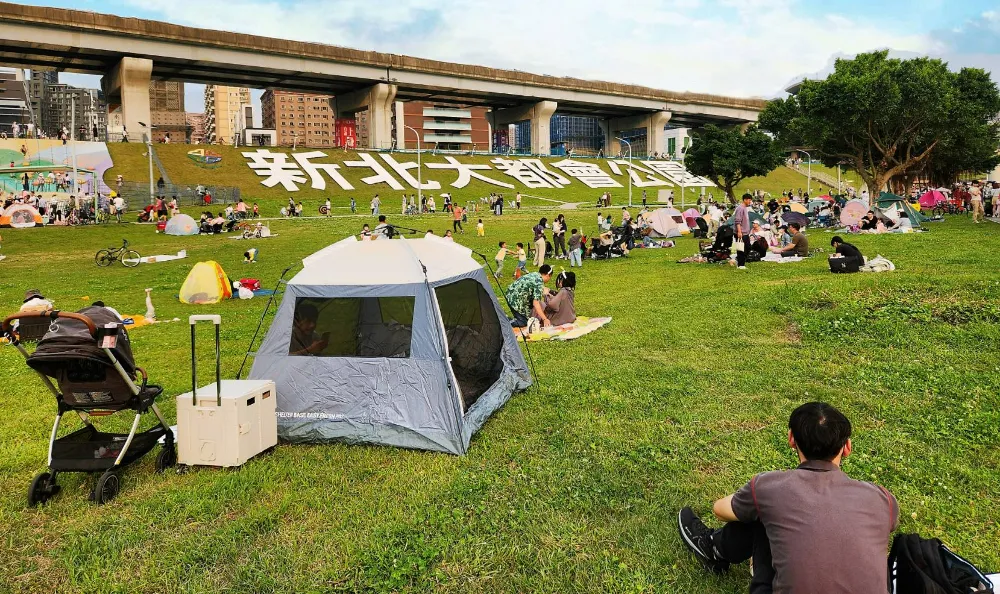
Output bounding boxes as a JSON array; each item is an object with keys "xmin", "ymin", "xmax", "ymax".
[
  {"xmin": 602, "ymin": 111, "xmax": 672, "ymax": 158},
  {"xmin": 102, "ymin": 57, "xmax": 152, "ymax": 142},
  {"xmin": 334, "ymin": 83, "xmax": 398, "ymax": 150},
  {"xmin": 491, "ymin": 101, "xmax": 557, "ymax": 155}
]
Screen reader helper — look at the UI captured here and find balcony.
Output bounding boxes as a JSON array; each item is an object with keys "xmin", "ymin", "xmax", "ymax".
[
  {"xmin": 422, "ymin": 108, "xmax": 471, "ymax": 119},
  {"xmin": 423, "ymin": 120, "xmax": 472, "ymax": 131}
]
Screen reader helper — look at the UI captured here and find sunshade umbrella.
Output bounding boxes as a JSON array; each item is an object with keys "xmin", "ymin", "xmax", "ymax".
[
  {"xmin": 840, "ymin": 200, "xmax": 869, "ymax": 226},
  {"xmin": 787, "ymin": 202, "xmax": 807, "ymax": 214},
  {"xmin": 918, "ymin": 190, "xmax": 946, "ymax": 208},
  {"xmin": 781, "ymin": 212, "xmax": 809, "ymax": 228}
]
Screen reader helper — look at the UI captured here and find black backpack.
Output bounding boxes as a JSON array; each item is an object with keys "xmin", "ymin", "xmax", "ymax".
[{"xmin": 889, "ymin": 533, "xmax": 993, "ymax": 594}]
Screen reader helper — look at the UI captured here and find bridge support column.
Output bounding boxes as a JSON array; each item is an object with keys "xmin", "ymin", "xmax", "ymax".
[
  {"xmin": 102, "ymin": 57, "xmax": 152, "ymax": 142},
  {"xmin": 491, "ymin": 100, "xmax": 557, "ymax": 155},
  {"xmin": 335, "ymin": 83, "xmax": 397, "ymax": 150},
  {"xmin": 602, "ymin": 111, "xmax": 671, "ymax": 158}
]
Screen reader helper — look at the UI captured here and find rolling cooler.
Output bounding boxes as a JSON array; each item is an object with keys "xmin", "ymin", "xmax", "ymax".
[{"xmin": 176, "ymin": 315, "xmax": 277, "ymax": 467}]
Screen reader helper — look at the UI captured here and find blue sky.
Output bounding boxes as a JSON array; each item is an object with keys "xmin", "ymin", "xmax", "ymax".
[{"xmin": 13, "ymin": 0, "xmax": 1000, "ymax": 113}]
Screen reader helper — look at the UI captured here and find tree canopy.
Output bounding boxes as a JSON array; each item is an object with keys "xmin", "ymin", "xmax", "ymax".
[
  {"xmin": 683, "ymin": 124, "xmax": 785, "ymax": 202},
  {"xmin": 759, "ymin": 51, "xmax": 1000, "ymax": 194}
]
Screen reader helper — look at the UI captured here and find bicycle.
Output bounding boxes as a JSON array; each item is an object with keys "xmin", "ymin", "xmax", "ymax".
[{"xmin": 95, "ymin": 239, "xmax": 141, "ymax": 268}]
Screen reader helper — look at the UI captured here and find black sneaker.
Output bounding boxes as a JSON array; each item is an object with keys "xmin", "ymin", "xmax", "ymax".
[{"xmin": 678, "ymin": 507, "xmax": 730, "ymax": 574}]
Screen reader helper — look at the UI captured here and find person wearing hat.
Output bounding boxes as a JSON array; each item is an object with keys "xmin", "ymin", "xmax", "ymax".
[
  {"xmin": 13, "ymin": 289, "xmax": 53, "ymax": 330},
  {"xmin": 750, "ymin": 221, "xmax": 776, "ymax": 247}
]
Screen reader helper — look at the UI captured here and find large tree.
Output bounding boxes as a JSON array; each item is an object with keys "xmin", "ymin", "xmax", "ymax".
[
  {"xmin": 759, "ymin": 51, "xmax": 1000, "ymax": 195},
  {"xmin": 684, "ymin": 123, "xmax": 785, "ymax": 202}
]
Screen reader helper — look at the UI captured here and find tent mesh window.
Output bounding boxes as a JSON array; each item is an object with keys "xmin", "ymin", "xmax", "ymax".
[
  {"xmin": 435, "ymin": 279, "xmax": 503, "ymax": 411},
  {"xmin": 289, "ymin": 297, "xmax": 414, "ymax": 358}
]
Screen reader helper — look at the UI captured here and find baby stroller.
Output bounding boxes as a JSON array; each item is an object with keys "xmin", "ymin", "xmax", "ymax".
[
  {"xmin": 701, "ymin": 224, "xmax": 733, "ymax": 263},
  {"xmin": 136, "ymin": 204, "xmax": 154, "ymax": 223},
  {"xmin": 3, "ymin": 307, "xmax": 175, "ymax": 506}
]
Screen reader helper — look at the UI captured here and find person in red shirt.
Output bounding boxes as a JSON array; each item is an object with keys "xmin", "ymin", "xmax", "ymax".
[
  {"xmin": 452, "ymin": 205, "xmax": 464, "ymax": 234},
  {"xmin": 679, "ymin": 402, "xmax": 898, "ymax": 594}
]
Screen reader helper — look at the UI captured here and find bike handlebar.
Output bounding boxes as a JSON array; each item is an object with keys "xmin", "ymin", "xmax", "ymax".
[{"xmin": 2, "ymin": 310, "xmax": 98, "ymax": 337}]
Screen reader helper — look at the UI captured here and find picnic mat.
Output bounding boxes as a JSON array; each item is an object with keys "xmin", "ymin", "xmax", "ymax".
[
  {"xmin": 514, "ymin": 316, "xmax": 612, "ymax": 342},
  {"xmin": 760, "ymin": 253, "xmax": 805, "ymax": 263}
]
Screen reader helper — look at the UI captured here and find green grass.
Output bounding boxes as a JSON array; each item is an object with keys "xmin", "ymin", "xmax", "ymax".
[{"xmin": 1, "ymin": 212, "xmax": 998, "ymax": 593}]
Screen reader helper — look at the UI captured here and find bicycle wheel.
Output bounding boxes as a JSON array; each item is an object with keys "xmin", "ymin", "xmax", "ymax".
[
  {"xmin": 95, "ymin": 249, "xmax": 114, "ymax": 267},
  {"xmin": 121, "ymin": 250, "xmax": 141, "ymax": 267}
]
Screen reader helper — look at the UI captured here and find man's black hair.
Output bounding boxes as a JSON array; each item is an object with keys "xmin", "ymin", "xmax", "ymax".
[
  {"xmin": 742, "ymin": 192, "xmax": 753, "ymax": 201},
  {"xmin": 538, "ymin": 264, "xmax": 553, "ymax": 275},
  {"xmin": 789, "ymin": 402, "xmax": 852, "ymax": 461},
  {"xmin": 378, "ymin": 215, "xmax": 386, "ymax": 222},
  {"xmin": 788, "ymin": 222, "xmax": 801, "ymax": 231},
  {"xmin": 831, "ymin": 235, "xmax": 844, "ymax": 246}
]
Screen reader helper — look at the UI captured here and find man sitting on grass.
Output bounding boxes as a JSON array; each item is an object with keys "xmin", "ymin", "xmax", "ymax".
[
  {"xmin": 769, "ymin": 222, "xmax": 808, "ymax": 257},
  {"xmin": 679, "ymin": 402, "xmax": 898, "ymax": 594}
]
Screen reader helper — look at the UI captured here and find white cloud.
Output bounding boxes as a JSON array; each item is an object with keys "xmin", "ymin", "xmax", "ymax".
[{"xmin": 117, "ymin": 0, "xmax": 937, "ymax": 98}]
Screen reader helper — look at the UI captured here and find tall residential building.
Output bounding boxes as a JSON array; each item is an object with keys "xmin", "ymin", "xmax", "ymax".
[
  {"xmin": 204, "ymin": 85, "xmax": 250, "ymax": 145},
  {"xmin": 27, "ymin": 70, "xmax": 53, "ymax": 130},
  {"xmin": 149, "ymin": 80, "xmax": 187, "ymax": 142},
  {"xmin": 261, "ymin": 89, "xmax": 334, "ymax": 147},
  {"xmin": 186, "ymin": 112, "xmax": 205, "ymax": 144},
  {"xmin": 43, "ymin": 84, "xmax": 107, "ymax": 140},
  {"xmin": 393, "ymin": 102, "xmax": 489, "ymax": 151},
  {"xmin": 0, "ymin": 70, "xmax": 30, "ymax": 132}
]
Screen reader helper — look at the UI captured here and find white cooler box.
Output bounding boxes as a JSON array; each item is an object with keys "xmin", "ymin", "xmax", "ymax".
[{"xmin": 176, "ymin": 316, "xmax": 277, "ymax": 467}]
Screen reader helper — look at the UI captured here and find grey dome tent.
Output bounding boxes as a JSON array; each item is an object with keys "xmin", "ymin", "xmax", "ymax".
[{"xmin": 248, "ymin": 236, "xmax": 532, "ymax": 455}]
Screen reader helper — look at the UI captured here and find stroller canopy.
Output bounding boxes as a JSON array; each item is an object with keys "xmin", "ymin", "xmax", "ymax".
[
  {"xmin": 248, "ymin": 236, "xmax": 531, "ymax": 455},
  {"xmin": 27, "ymin": 306, "xmax": 135, "ymax": 377}
]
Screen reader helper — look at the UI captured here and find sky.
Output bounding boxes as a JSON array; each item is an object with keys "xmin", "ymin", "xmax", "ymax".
[{"xmin": 13, "ymin": 0, "xmax": 1000, "ymax": 114}]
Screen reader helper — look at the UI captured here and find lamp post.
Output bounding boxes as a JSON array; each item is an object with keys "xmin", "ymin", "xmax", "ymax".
[
  {"xmin": 405, "ymin": 125, "xmax": 422, "ymax": 207},
  {"xmin": 798, "ymin": 148, "xmax": 813, "ymax": 196},
  {"xmin": 616, "ymin": 136, "xmax": 633, "ymax": 207},
  {"xmin": 139, "ymin": 121, "xmax": 154, "ymax": 205}
]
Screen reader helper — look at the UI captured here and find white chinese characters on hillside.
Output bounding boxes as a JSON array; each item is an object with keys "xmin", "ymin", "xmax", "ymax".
[{"xmin": 241, "ymin": 149, "xmax": 715, "ymax": 192}]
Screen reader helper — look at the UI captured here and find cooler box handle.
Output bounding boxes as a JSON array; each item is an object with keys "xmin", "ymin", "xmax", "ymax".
[{"xmin": 189, "ymin": 315, "xmax": 222, "ymax": 406}]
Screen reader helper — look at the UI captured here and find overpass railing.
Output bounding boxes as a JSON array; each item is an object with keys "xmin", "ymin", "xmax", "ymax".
[{"xmin": 114, "ymin": 181, "xmax": 242, "ymax": 207}]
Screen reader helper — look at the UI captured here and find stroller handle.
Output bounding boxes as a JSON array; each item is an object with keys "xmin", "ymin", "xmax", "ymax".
[{"xmin": 2, "ymin": 310, "xmax": 97, "ymax": 337}]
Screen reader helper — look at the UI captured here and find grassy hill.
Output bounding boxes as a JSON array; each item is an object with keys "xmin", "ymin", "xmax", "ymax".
[{"xmin": 105, "ymin": 144, "xmax": 843, "ymax": 215}]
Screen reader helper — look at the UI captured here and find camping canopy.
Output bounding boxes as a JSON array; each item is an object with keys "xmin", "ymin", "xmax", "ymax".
[
  {"xmin": 179, "ymin": 261, "xmax": 232, "ymax": 304},
  {"xmin": 918, "ymin": 190, "xmax": 947, "ymax": 209},
  {"xmin": 647, "ymin": 208, "xmax": 690, "ymax": 238},
  {"xmin": 248, "ymin": 236, "xmax": 531, "ymax": 455},
  {"xmin": 164, "ymin": 213, "xmax": 199, "ymax": 236}
]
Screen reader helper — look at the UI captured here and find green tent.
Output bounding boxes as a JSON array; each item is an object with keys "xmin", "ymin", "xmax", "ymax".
[{"xmin": 877, "ymin": 192, "xmax": 930, "ymax": 226}]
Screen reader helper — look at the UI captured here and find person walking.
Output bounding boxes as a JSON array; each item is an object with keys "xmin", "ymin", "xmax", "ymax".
[
  {"xmin": 371, "ymin": 194, "xmax": 380, "ymax": 216},
  {"xmin": 970, "ymin": 181, "xmax": 984, "ymax": 223},
  {"xmin": 733, "ymin": 193, "xmax": 753, "ymax": 270},
  {"xmin": 452, "ymin": 205, "xmax": 464, "ymax": 233},
  {"xmin": 533, "ymin": 217, "xmax": 548, "ymax": 267}
]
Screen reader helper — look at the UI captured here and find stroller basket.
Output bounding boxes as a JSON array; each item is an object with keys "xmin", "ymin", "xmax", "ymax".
[{"xmin": 51, "ymin": 424, "xmax": 168, "ymax": 472}]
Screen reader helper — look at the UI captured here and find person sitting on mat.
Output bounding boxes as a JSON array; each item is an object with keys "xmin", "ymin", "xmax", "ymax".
[
  {"xmin": 769, "ymin": 222, "xmax": 808, "ymax": 257},
  {"xmin": 679, "ymin": 402, "xmax": 898, "ymax": 594},
  {"xmin": 543, "ymin": 270, "xmax": 577, "ymax": 326}
]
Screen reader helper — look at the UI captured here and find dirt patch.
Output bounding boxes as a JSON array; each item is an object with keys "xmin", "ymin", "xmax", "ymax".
[{"xmin": 783, "ymin": 323, "xmax": 802, "ymax": 344}]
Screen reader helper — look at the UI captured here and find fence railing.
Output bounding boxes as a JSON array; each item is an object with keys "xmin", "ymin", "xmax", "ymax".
[{"xmin": 114, "ymin": 181, "xmax": 242, "ymax": 207}]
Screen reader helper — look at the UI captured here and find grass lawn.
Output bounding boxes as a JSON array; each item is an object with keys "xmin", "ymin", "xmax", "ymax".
[{"xmin": 2, "ymin": 211, "xmax": 998, "ymax": 593}]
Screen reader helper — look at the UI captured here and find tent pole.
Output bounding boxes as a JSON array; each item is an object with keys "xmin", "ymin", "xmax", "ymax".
[
  {"xmin": 472, "ymin": 251, "xmax": 539, "ymax": 385},
  {"xmin": 236, "ymin": 266, "xmax": 293, "ymax": 379}
]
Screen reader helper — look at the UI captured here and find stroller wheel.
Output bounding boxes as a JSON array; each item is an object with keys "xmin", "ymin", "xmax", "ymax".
[
  {"xmin": 155, "ymin": 447, "xmax": 177, "ymax": 473},
  {"xmin": 28, "ymin": 472, "xmax": 58, "ymax": 507},
  {"xmin": 94, "ymin": 471, "xmax": 120, "ymax": 505}
]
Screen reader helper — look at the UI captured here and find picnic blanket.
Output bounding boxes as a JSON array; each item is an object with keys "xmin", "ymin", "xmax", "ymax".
[
  {"xmin": 760, "ymin": 253, "xmax": 805, "ymax": 263},
  {"xmin": 513, "ymin": 316, "xmax": 611, "ymax": 342}
]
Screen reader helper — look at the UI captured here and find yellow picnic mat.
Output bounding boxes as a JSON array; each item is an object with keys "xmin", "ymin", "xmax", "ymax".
[{"xmin": 513, "ymin": 316, "xmax": 612, "ymax": 342}]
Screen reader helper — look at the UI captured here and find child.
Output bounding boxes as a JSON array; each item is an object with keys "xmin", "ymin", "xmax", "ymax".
[
  {"xmin": 477, "ymin": 218, "xmax": 485, "ymax": 236},
  {"xmin": 252, "ymin": 203, "xmax": 260, "ymax": 218},
  {"xmin": 350, "ymin": 197, "xmax": 357, "ymax": 213},
  {"xmin": 324, "ymin": 198, "xmax": 331, "ymax": 217},
  {"xmin": 289, "ymin": 303, "xmax": 328, "ymax": 356},
  {"xmin": 494, "ymin": 241, "xmax": 508, "ymax": 279},
  {"xmin": 515, "ymin": 242, "xmax": 528, "ymax": 278},
  {"xmin": 568, "ymin": 228, "xmax": 583, "ymax": 267},
  {"xmin": 360, "ymin": 223, "xmax": 372, "ymax": 240}
]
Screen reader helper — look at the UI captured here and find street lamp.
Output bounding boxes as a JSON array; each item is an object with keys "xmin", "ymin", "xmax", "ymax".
[
  {"xmin": 797, "ymin": 148, "xmax": 813, "ymax": 196},
  {"xmin": 138, "ymin": 121, "xmax": 155, "ymax": 205},
  {"xmin": 616, "ymin": 136, "xmax": 633, "ymax": 207},
  {"xmin": 404, "ymin": 125, "xmax": 423, "ymax": 208}
]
